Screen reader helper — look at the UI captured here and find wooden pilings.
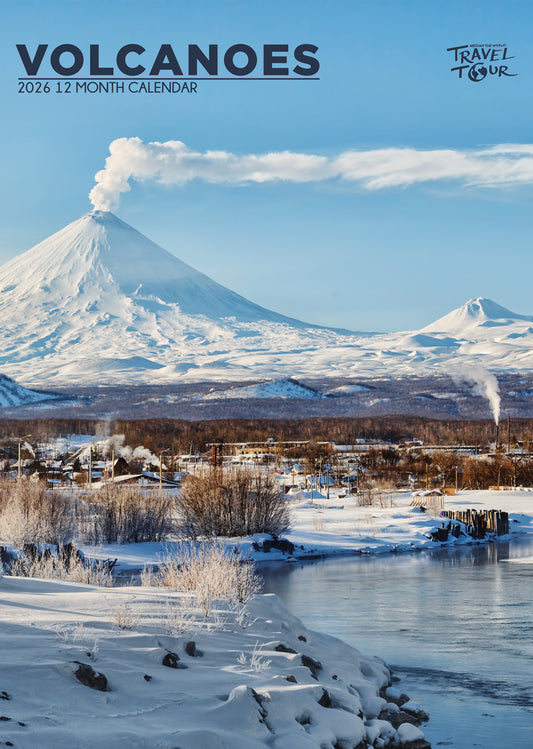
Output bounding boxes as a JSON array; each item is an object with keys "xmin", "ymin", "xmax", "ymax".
[{"xmin": 441, "ymin": 508, "xmax": 509, "ymax": 538}]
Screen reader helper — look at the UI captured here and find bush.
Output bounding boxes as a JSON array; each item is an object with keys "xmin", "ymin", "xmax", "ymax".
[
  {"xmin": 154, "ymin": 541, "xmax": 261, "ymax": 616},
  {"xmin": 7, "ymin": 547, "xmax": 112, "ymax": 586},
  {"xmin": 80, "ymin": 486, "xmax": 176, "ymax": 544},
  {"xmin": 176, "ymin": 470, "xmax": 291, "ymax": 539},
  {"xmin": 0, "ymin": 480, "xmax": 75, "ymax": 547}
]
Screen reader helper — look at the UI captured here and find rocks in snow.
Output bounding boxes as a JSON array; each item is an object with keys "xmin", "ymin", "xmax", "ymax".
[
  {"xmin": 162, "ymin": 650, "xmax": 187, "ymax": 669},
  {"xmin": 73, "ymin": 663, "xmax": 108, "ymax": 692}
]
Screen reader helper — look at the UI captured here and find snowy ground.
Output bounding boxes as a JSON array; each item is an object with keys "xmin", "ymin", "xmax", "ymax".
[
  {"xmin": 1, "ymin": 488, "xmax": 530, "ymax": 748},
  {"xmin": 0, "ymin": 577, "xmax": 429, "ymax": 749},
  {"xmin": 82, "ymin": 489, "xmax": 533, "ymax": 573}
]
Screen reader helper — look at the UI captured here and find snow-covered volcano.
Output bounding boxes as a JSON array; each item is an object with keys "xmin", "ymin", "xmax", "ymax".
[
  {"xmin": 2, "ymin": 211, "xmax": 533, "ymax": 386},
  {"xmin": 0, "ymin": 211, "xmax": 349, "ymax": 384},
  {"xmin": 421, "ymin": 297, "xmax": 533, "ymax": 335},
  {"xmin": 0, "ymin": 210, "xmax": 307, "ymax": 325}
]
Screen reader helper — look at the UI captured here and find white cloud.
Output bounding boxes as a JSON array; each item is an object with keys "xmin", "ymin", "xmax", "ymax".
[{"xmin": 89, "ymin": 138, "xmax": 533, "ymax": 210}]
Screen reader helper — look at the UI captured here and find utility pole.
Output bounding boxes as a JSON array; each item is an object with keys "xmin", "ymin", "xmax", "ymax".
[
  {"xmin": 159, "ymin": 449, "xmax": 170, "ymax": 488},
  {"xmin": 88, "ymin": 447, "xmax": 92, "ymax": 488},
  {"xmin": 508, "ymin": 416, "xmax": 511, "ymax": 455},
  {"xmin": 111, "ymin": 447, "xmax": 115, "ymax": 481},
  {"xmin": 17, "ymin": 441, "xmax": 21, "ymax": 480}
]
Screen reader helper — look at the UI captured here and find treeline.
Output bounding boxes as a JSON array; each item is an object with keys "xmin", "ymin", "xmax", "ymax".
[{"xmin": 0, "ymin": 415, "xmax": 527, "ymax": 452}]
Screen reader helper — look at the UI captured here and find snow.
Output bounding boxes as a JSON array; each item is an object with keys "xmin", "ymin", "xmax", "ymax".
[
  {"xmin": 78, "ymin": 489, "xmax": 533, "ymax": 575},
  {"xmin": 2, "ymin": 213, "xmax": 533, "ymax": 386},
  {"xmin": 202, "ymin": 378, "xmax": 325, "ymax": 400},
  {"xmin": 2, "ymin": 487, "xmax": 529, "ymax": 746},
  {"xmin": 0, "ymin": 374, "xmax": 56, "ymax": 407},
  {"xmin": 0, "ymin": 577, "xmax": 428, "ymax": 748}
]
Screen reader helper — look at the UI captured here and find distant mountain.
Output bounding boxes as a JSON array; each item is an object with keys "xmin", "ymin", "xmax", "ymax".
[
  {"xmin": 0, "ymin": 211, "xmax": 347, "ymax": 384},
  {"xmin": 0, "ymin": 375, "xmax": 56, "ymax": 407},
  {"xmin": 202, "ymin": 378, "xmax": 326, "ymax": 400},
  {"xmin": 1, "ymin": 211, "xmax": 533, "ymax": 385},
  {"xmin": 421, "ymin": 297, "xmax": 533, "ymax": 335}
]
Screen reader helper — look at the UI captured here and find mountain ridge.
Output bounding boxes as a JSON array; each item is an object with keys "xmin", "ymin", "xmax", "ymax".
[{"xmin": 1, "ymin": 211, "xmax": 533, "ymax": 385}]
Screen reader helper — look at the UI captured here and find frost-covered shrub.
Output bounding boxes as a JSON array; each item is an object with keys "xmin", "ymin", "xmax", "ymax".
[
  {"xmin": 154, "ymin": 542, "xmax": 261, "ymax": 616},
  {"xmin": 80, "ymin": 486, "xmax": 176, "ymax": 544},
  {"xmin": 8, "ymin": 547, "xmax": 112, "ymax": 586},
  {"xmin": 0, "ymin": 480, "xmax": 75, "ymax": 547},
  {"xmin": 176, "ymin": 470, "xmax": 291, "ymax": 539}
]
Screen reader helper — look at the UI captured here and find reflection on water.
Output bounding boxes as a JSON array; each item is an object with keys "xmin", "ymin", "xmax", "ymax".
[{"xmin": 261, "ymin": 536, "xmax": 533, "ymax": 749}]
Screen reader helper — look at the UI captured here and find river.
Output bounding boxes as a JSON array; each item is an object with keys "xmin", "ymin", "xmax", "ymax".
[{"xmin": 261, "ymin": 536, "xmax": 533, "ymax": 749}]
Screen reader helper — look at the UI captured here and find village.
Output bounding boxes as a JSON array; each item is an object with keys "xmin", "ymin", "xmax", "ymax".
[{"xmin": 2, "ymin": 426, "xmax": 532, "ymax": 495}]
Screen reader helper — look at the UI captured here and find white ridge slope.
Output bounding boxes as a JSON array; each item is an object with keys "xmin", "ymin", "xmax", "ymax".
[
  {"xmin": 1, "ymin": 210, "xmax": 533, "ymax": 385},
  {"xmin": 0, "ymin": 374, "xmax": 56, "ymax": 406}
]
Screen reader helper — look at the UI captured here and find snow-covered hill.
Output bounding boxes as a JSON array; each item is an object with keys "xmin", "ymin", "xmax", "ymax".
[
  {"xmin": 1, "ymin": 210, "xmax": 533, "ymax": 385},
  {"xmin": 202, "ymin": 378, "xmax": 326, "ymax": 400},
  {"xmin": 420, "ymin": 297, "xmax": 533, "ymax": 335},
  {"xmin": 0, "ymin": 374, "xmax": 56, "ymax": 407}
]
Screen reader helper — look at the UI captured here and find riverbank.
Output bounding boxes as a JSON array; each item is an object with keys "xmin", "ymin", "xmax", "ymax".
[
  {"xmin": 81, "ymin": 488, "xmax": 533, "ymax": 574},
  {"xmin": 0, "ymin": 576, "xmax": 430, "ymax": 748}
]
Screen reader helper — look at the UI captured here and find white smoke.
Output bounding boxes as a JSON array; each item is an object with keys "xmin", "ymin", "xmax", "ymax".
[
  {"xmin": 22, "ymin": 441, "xmax": 35, "ymax": 457},
  {"xmin": 105, "ymin": 434, "xmax": 161, "ymax": 466},
  {"xmin": 452, "ymin": 366, "xmax": 501, "ymax": 425},
  {"xmin": 89, "ymin": 138, "xmax": 533, "ymax": 211}
]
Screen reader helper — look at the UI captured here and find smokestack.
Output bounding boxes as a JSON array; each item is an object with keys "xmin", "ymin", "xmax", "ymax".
[{"xmin": 496, "ymin": 422, "xmax": 499, "ymax": 449}]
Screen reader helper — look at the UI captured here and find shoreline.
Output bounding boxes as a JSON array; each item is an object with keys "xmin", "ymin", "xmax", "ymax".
[
  {"xmin": 0, "ymin": 576, "xmax": 431, "ymax": 748},
  {"xmin": 79, "ymin": 488, "xmax": 533, "ymax": 578}
]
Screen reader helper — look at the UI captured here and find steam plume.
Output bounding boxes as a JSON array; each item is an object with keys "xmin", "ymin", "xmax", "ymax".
[
  {"xmin": 452, "ymin": 366, "xmax": 501, "ymax": 425},
  {"xmin": 89, "ymin": 138, "xmax": 533, "ymax": 211},
  {"xmin": 23, "ymin": 441, "xmax": 35, "ymax": 457},
  {"xmin": 105, "ymin": 434, "xmax": 161, "ymax": 466}
]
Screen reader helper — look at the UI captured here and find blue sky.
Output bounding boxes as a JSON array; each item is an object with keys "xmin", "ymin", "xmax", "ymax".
[{"xmin": 1, "ymin": 0, "xmax": 532, "ymax": 331}]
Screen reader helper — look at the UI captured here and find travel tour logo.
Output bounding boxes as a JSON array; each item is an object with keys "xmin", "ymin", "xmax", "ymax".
[{"xmin": 447, "ymin": 44, "xmax": 517, "ymax": 82}]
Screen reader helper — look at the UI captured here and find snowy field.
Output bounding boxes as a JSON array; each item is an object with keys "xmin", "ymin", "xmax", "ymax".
[{"xmin": 0, "ymin": 578, "xmax": 429, "ymax": 749}]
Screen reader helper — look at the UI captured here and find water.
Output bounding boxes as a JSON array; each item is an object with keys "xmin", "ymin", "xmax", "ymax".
[{"xmin": 261, "ymin": 537, "xmax": 533, "ymax": 749}]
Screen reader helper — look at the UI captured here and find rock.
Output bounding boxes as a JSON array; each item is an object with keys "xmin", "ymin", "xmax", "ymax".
[
  {"xmin": 402, "ymin": 700, "xmax": 429, "ymax": 722},
  {"xmin": 74, "ymin": 663, "xmax": 108, "ymax": 692},
  {"xmin": 185, "ymin": 641, "xmax": 203, "ymax": 657},
  {"xmin": 261, "ymin": 538, "xmax": 295, "ymax": 554},
  {"xmin": 275, "ymin": 643, "xmax": 297, "ymax": 654},
  {"xmin": 285, "ymin": 675, "xmax": 297, "ymax": 683},
  {"xmin": 163, "ymin": 651, "xmax": 179, "ymax": 669},
  {"xmin": 396, "ymin": 723, "xmax": 431, "ymax": 748},
  {"xmin": 143, "ymin": 674, "xmax": 152, "ymax": 682},
  {"xmin": 298, "ymin": 635, "xmax": 307, "ymax": 642},
  {"xmin": 301, "ymin": 654, "xmax": 322, "ymax": 678},
  {"xmin": 0, "ymin": 691, "xmax": 9, "ymax": 700},
  {"xmin": 382, "ymin": 686, "xmax": 410, "ymax": 706},
  {"xmin": 318, "ymin": 689, "xmax": 332, "ymax": 708}
]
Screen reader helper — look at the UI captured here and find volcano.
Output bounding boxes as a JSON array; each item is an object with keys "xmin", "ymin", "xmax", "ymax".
[
  {"xmin": 0, "ymin": 211, "xmax": 346, "ymax": 384},
  {"xmin": 2, "ymin": 211, "xmax": 533, "ymax": 386}
]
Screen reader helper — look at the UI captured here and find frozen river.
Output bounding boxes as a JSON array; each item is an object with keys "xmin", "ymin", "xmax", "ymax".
[{"xmin": 261, "ymin": 536, "xmax": 533, "ymax": 749}]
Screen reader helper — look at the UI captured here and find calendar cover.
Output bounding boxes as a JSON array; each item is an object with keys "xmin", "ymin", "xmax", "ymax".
[{"xmin": 1, "ymin": 6, "xmax": 532, "ymax": 749}]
